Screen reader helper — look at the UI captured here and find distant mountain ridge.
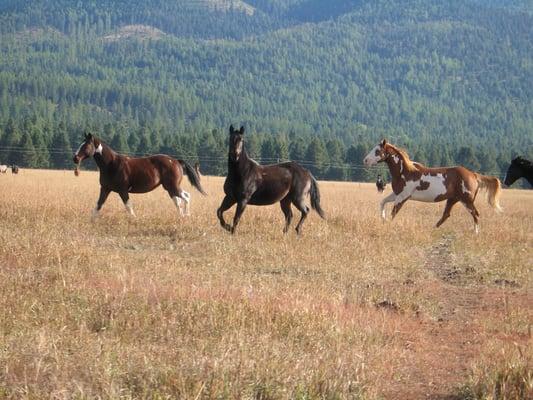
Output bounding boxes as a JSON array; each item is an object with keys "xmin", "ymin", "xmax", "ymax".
[{"xmin": 0, "ymin": 0, "xmax": 531, "ymax": 179}]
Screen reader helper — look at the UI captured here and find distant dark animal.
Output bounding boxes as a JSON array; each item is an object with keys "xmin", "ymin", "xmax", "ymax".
[
  {"xmin": 73, "ymin": 133, "xmax": 206, "ymax": 219},
  {"xmin": 363, "ymin": 139, "xmax": 502, "ymax": 233},
  {"xmin": 376, "ymin": 175, "xmax": 386, "ymax": 193},
  {"xmin": 217, "ymin": 125, "xmax": 325, "ymax": 235},
  {"xmin": 504, "ymin": 157, "xmax": 533, "ymax": 187},
  {"xmin": 11, "ymin": 165, "xmax": 19, "ymax": 174},
  {"xmin": 0, "ymin": 165, "xmax": 7, "ymax": 173}
]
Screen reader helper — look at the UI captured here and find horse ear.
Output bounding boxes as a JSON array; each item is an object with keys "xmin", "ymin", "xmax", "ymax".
[
  {"xmin": 229, "ymin": 125, "xmax": 234, "ymax": 134},
  {"xmin": 381, "ymin": 139, "xmax": 387, "ymax": 147},
  {"xmin": 239, "ymin": 126, "xmax": 245, "ymax": 134}
]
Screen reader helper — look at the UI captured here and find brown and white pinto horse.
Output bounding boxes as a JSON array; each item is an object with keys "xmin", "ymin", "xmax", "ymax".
[
  {"xmin": 363, "ymin": 140, "xmax": 502, "ymax": 233},
  {"xmin": 73, "ymin": 133, "xmax": 206, "ymax": 219}
]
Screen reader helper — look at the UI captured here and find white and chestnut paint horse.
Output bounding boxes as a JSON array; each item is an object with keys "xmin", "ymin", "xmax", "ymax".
[
  {"xmin": 73, "ymin": 133, "xmax": 206, "ymax": 220},
  {"xmin": 363, "ymin": 140, "xmax": 502, "ymax": 233}
]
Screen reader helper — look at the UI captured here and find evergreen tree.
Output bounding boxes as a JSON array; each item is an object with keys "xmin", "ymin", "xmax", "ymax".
[
  {"xmin": 110, "ymin": 132, "xmax": 130, "ymax": 154},
  {"xmin": 456, "ymin": 147, "xmax": 481, "ymax": 171},
  {"xmin": 305, "ymin": 138, "xmax": 328, "ymax": 178},
  {"xmin": 51, "ymin": 129, "xmax": 73, "ymax": 169},
  {"xmin": 326, "ymin": 139, "xmax": 346, "ymax": 181},
  {"xmin": 261, "ymin": 137, "xmax": 277, "ymax": 162},
  {"xmin": 20, "ymin": 132, "xmax": 37, "ymax": 167},
  {"xmin": 345, "ymin": 144, "xmax": 371, "ymax": 182},
  {"xmin": 32, "ymin": 128, "xmax": 50, "ymax": 168}
]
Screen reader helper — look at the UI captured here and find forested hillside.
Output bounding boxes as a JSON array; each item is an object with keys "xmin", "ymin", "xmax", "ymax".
[{"xmin": 0, "ymin": 0, "xmax": 531, "ymax": 184}]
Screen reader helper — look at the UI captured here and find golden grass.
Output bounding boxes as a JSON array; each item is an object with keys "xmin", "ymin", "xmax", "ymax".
[{"xmin": 0, "ymin": 169, "xmax": 531, "ymax": 399}]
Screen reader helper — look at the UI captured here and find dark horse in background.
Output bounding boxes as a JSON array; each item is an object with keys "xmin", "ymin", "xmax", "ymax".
[
  {"xmin": 217, "ymin": 125, "xmax": 325, "ymax": 235},
  {"xmin": 73, "ymin": 133, "xmax": 206, "ymax": 219},
  {"xmin": 504, "ymin": 157, "xmax": 533, "ymax": 187}
]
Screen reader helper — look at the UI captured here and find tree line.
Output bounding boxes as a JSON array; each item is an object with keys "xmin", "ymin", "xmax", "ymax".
[
  {"xmin": 0, "ymin": 0, "xmax": 531, "ymax": 186},
  {"xmin": 0, "ymin": 117, "xmax": 521, "ymax": 186}
]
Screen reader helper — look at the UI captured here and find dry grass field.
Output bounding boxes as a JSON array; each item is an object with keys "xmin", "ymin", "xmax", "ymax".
[{"xmin": 0, "ymin": 169, "xmax": 531, "ymax": 399}]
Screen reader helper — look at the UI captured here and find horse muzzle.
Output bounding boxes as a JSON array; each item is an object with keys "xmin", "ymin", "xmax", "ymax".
[{"xmin": 73, "ymin": 154, "xmax": 83, "ymax": 164}]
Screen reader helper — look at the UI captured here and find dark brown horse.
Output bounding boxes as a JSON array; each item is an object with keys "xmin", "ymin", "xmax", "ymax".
[
  {"xmin": 363, "ymin": 139, "xmax": 502, "ymax": 233},
  {"xmin": 217, "ymin": 125, "xmax": 325, "ymax": 235},
  {"xmin": 504, "ymin": 157, "xmax": 533, "ymax": 187},
  {"xmin": 11, "ymin": 165, "xmax": 19, "ymax": 174},
  {"xmin": 73, "ymin": 133, "xmax": 206, "ymax": 219}
]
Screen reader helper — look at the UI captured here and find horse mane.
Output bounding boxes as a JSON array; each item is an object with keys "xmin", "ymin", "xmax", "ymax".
[{"xmin": 385, "ymin": 143, "xmax": 419, "ymax": 172}]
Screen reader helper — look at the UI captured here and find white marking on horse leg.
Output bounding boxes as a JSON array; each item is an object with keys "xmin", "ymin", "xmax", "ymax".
[
  {"xmin": 125, "ymin": 200, "xmax": 136, "ymax": 217},
  {"xmin": 380, "ymin": 192, "xmax": 396, "ymax": 220},
  {"xmin": 172, "ymin": 196, "xmax": 184, "ymax": 216},
  {"xmin": 91, "ymin": 207, "xmax": 100, "ymax": 221},
  {"xmin": 182, "ymin": 191, "xmax": 191, "ymax": 216},
  {"xmin": 475, "ymin": 224, "xmax": 479, "ymax": 234}
]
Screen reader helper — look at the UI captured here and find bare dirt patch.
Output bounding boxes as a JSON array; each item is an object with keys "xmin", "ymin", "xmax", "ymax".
[{"xmin": 381, "ymin": 233, "xmax": 532, "ymax": 399}]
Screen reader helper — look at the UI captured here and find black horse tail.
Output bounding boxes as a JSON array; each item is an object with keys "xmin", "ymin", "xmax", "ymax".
[
  {"xmin": 309, "ymin": 175, "xmax": 325, "ymax": 219},
  {"xmin": 179, "ymin": 160, "xmax": 207, "ymax": 195}
]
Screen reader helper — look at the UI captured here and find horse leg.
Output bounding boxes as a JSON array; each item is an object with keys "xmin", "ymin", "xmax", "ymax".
[
  {"xmin": 170, "ymin": 190, "xmax": 190, "ymax": 217},
  {"xmin": 462, "ymin": 201, "xmax": 480, "ymax": 234},
  {"xmin": 280, "ymin": 197, "xmax": 293, "ymax": 234},
  {"xmin": 181, "ymin": 190, "xmax": 191, "ymax": 216},
  {"xmin": 436, "ymin": 199, "xmax": 458, "ymax": 227},
  {"xmin": 119, "ymin": 191, "xmax": 136, "ymax": 217},
  {"xmin": 217, "ymin": 195, "xmax": 236, "ymax": 232},
  {"xmin": 171, "ymin": 196, "xmax": 184, "ymax": 216},
  {"xmin": 92, "ymin": 187, "xmax": 111, "ymax": 221},
  {"xmin": 231, "ymin": 200, "xmax": 248, "ymax": 234},
  {"xmin": 391, "ymin": 197, "xmax": 410, "ymax": 220},
  {"xmin": 380, "ymin": 192, "xmax": 396, "ymax": 220},
  {"xmin": 293, "ymin": 199, "xmax": 310, "ymax": 236}
]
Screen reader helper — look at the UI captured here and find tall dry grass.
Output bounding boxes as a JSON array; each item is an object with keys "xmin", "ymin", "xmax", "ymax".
[{"xmin": 0, "ymin": 169, "xmax": 531, "ymax": 399}]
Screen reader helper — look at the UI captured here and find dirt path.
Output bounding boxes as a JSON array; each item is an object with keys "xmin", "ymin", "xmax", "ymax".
[{"xmin": 383, "ymin": 233, "xmax": 529, "ymax": 399}]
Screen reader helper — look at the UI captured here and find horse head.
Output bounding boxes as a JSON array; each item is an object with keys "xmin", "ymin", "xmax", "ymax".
[
  {"xmin": 73, "ymin": 132, "xmax": 102, "ymax": 164},
  {"xmin": 228, "ymin": 125, "xmax": 245, "ymax": 162},
  {"xmin": 504, "ymin": 156, "xmax": 526, "ymax": 186},
  {"xmin": 363, "ymin": 139, "xmax": 389, "ymax": 166}
]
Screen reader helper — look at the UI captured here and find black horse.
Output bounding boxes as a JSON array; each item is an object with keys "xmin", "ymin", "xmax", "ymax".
[
  {"xmin": 376, "ymin": 174, "xmax": 386, "ymax": 193},
  {"xmin": 504, "ymin": 157, "xmax": 533, "ymax": 187},
  {"xmin": 217, "ymin": 125, "xmax": 325, "ymax": 234}
]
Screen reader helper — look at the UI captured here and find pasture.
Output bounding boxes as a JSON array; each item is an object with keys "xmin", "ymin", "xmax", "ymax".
[{"xmin": 0, "ymin": 169, "xmax": 531, "ymax": 399}]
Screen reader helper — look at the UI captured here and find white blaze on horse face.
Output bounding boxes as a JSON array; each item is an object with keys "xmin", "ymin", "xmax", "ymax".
[
  {"xmin": 75, "ymin": 141, "xmax": 85, "ymax": 157},
  {"xmin": 410, "ymin": 173, "xmax": 448, "ymax": 202},
  {"xmin": 235, "ymin": 140, "xmax": 243, "ymax": 160},
  {"xmin": 363, "ymin": 145, "xmax": 382, "ymax": 165}
]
